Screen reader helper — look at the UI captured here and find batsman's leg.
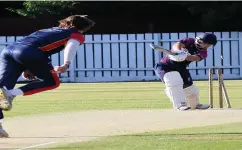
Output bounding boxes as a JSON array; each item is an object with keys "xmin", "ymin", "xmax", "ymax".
[
  {"xmin": 163, "ymin": 71, "xmax": 190, "ymax": 111},
  {"xmin": 184, "ymin": 85, "xmax": 210, "ymax": 110},
  {"xmin": 181, "ymin": 70, "xmax": 210, "ymax": 110},
  {"xmin": 154, "ymin": 63, "xmax": 165, "ymax": 82}
]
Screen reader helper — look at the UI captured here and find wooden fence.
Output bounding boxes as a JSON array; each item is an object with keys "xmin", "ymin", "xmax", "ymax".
[{"xmin": 0, "ymin": 31, "xmax": 241, "ymax": 82}]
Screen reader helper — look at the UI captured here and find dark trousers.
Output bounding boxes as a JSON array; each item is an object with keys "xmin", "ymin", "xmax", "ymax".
[
  {"xmin": 0, "ymin": 44, "xmax": 60, "ymax": 119},
  {"xmin": 154, "ymin": 63, "xmax": 193, "ymax": 88}
]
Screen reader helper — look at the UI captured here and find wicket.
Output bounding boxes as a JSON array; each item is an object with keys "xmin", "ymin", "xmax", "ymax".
[{"xmin": 208, "ymin": 68, "xmax": 231, "ymax": 108}]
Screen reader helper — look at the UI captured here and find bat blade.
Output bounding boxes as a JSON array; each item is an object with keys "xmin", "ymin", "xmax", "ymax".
[{"xmin": 149, "ymin": 44, "xmax": 175, "ymax": 55}]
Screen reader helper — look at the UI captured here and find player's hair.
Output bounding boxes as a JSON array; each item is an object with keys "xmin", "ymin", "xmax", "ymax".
[{"xmin": 58, "ymin": 15, "xmax": 95, "ymax": 32}]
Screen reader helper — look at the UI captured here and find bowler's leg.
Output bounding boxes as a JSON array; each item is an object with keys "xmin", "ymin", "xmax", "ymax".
[
  {"xmin": 0, "ymin": 49, "xmax": 24, "ymax": 111},
  {"xmin": 0, "ymin": 49, "xmax": 23, "ymax": 137},
  {"xmin": 14, "ymin": 51, "xmax": 60, "ymax": 96}
]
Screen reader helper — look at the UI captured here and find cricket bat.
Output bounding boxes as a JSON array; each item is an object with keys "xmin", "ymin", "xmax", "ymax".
[{"xmin": 149, "ymin": 44, "xmax": 176, "ymax": 55}]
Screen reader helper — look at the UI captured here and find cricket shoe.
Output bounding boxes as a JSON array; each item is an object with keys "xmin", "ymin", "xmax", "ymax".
[
  {"xmin": 0, "ymin": 124, "xmax": 8, "ymax": 138},
  {"xmin": 0, "ymin": 87, "xmax": 15, "ymax": 111},
  {"xmin": 196, "ymin": 104, "xmax": 210, "ymax": 110},
  {"xmin": 178, "ymin": 106, "xmax": 191, "ymax": 111}
]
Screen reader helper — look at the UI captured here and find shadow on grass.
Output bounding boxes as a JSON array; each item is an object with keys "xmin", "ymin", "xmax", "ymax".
[
  {"xmin": 17, "ymin": 132, "xmax": 242, "ymax": 150},
  {"xmin": 7, "ymin": 132, "xmax": 242, "ymax": 139},
  {"xmin": 122, "ymin": 132, "xmax": 242, "ymax": 137}
]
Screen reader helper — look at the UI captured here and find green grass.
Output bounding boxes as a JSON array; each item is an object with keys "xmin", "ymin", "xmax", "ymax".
[
  {"xmin": 4, "ymin": 80, "xmax": 242, "ymax": 150},
  {"xmin": 46, "ymin": 122, "xmax": 242, "ymax": 150},
  {"xmin": 4, "ymin": 80, "xmax": 242, "ymax": 117}
]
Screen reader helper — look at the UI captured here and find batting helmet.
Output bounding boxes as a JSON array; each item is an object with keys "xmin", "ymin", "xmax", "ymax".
[{"xmin": 195, "ymin": 33, "xmax": 217, "ymax": 46}]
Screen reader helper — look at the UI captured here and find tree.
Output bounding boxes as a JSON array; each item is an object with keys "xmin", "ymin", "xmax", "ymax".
[
  {"xmin": 5, "ymin": 1, "xmax": 242, "ymax": 31},
  {"xmin": 6, "ymin": 1, "xmax": 76, "ymax": 17},
  {"xmin": 180, "ymin": 2, "xmax": 242, "ymax": 29}
]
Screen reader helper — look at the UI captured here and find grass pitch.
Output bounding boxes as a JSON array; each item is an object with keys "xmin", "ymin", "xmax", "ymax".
[
  {"xmin": 47, "ymin": 122, "xmax": 242, "ymax": 150},
  {"xmin": 5, "ymin": 80, "xmax": 242, "ymax": 150},
  {"xmin": 5, "ymin": 80, "xmax": 242, "ymax": 117}
]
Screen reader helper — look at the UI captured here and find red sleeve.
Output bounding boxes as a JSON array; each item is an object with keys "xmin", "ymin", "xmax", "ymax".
[{"xmin": 70, "ymin": 33, "xmax": 85, "ymax": 44}]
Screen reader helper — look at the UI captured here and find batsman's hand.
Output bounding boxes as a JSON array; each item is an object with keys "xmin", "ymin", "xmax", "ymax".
[
  {"xmin": 54, "ymin": 64, "xmax": 69, "ymax": 74},
  {"xmin": 22, "ymin": 70, "xmax": 36, "ymax": 81}
]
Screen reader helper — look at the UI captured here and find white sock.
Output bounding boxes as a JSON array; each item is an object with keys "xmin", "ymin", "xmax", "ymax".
[{"xmin": 9, "ymin": 89, "xmax": 23, "ymax": 96}]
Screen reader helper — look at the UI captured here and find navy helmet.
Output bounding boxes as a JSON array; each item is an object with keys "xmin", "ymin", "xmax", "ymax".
[{"xmin": 195, "ymin": 33, "xmax": 217, "ymax": 49}]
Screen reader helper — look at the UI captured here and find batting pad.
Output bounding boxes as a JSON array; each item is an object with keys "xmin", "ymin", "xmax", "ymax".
[
  {"xmin": 163, "ymin": 71, "xmax": 187, "ymax": 110},
  {"xmin": 184, "ymin": 85, "xmax": 199, "ymax": 109}
]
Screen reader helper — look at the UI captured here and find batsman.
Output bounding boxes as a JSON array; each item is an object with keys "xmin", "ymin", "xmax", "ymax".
[{"xmin": 152, "ymin": 33, "xmax": 217, "ymax": 111}]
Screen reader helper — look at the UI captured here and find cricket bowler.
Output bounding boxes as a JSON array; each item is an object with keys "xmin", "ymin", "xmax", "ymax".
[{"xmin": 0, "ymin": 15, "xmax": 95, "ymax": 137}]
